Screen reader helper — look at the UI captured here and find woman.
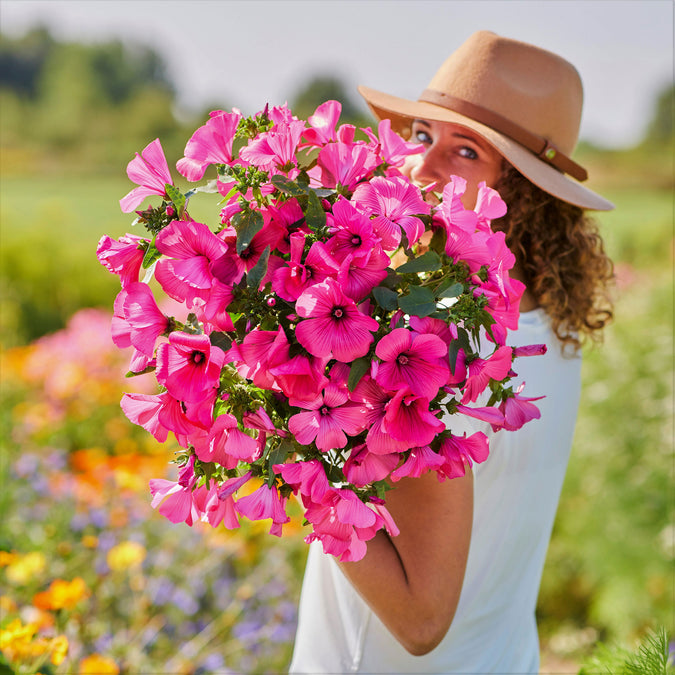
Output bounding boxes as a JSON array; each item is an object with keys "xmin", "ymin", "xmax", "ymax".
[{"xmin": 289, "ymin": 31, "xmax": 614, "ymax": 673}]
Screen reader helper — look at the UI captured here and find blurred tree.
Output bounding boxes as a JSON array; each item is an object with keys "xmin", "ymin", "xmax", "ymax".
[
  {"xmin": 0, "ymin": 27, "xmax": 54, "ymax": 98},
  {"xmin": 291, "ymin": 74, "xmax": 369, "ymax": 124},
  {"xmin": 643, "ymin": 83, "xmax": 674, "ymax": 145}
]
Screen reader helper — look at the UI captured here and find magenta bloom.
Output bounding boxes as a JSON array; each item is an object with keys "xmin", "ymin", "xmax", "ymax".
[
  {"xmin": 343, "ymin": 445, "xmax": 399, "ymax": 487},
  {"xmin": 363, "ymin": 118, "xmax": 425, "ymax": 167},
  {"xmin": 390, "ymin": 445, "xmax": 445, "ymax": 481},
  {"xmin": 192, "ymin": 413, "xmax": 259, "ymax": 468},
  {"xmin": 155, "ymin": 220, "xmax": 230, "ymax": 305},
  {"xmin": 438, "ymin": 431, "xmax": 490, "ymax": 479},
  {"xmin": 326, "ymin": 197, "xmax": 380, "ymax": 263},
  {"xmin": 235, "ymin": 484, "xmax": 290, "ymax": 536},
  {"xmin": 149, "ymin": 456, "xmax": 198, "ymax": 525},
  {"xmin": 352, "ymin": 175, "xmax": 430, "ymax": 250},
  {"xmin": 119, "ymin": 282, "xmax": 169, "ymax": 357},
  {"xmin": 156, "ymin": 332, "xmax": 225, "ymax": 402},
  {"xmin": 374, "ymin": 328, "xmax": 449, "ymax": 400},
  {"xmin": 462, "ymin": 345, "xmax": 513, "ymax": 403},
  {"xmin": 311, "ymin": 141, "xmax": 379, "ymax": 191},
  {"xmin": 288, "ymin": 383, "xmax": 366, "ymax": 451},
  {"xmin": 269, "ymin": 353, "xmax": 329, "ymax": 402},
  {"xmin": 496, "ymin": 383, "xmax": 544, "ymax": 431},
  {"xmin": 120, "ymin": 138, "xmax": 173, "ymax": 213},
  {"xmin": 176, "ymin": 108, "xmax": 242, "ymax": 181},
  {"xmin": 272, "ymin": 235, "xmax": 340, "ymax": 302},
  {"xmin": 295, "ymin": 279, "xmax": 378, "ymax": 362},
  {"xmin": 237, "ymin": 327, "xmax": 290, "ymax": 390},
  {"xmin": 97, "ymin": 234, "xmax": 147, "ymax": 288},
  {"xmin": 337, "ymin": 250, "xmax": 390, "ymax": 302},
  {"xmin": 192, "ymin": 484, "xmax": 239, "ymax": 529},
  {"xmin": 274, "ymin": 459, "xmax": 330, "ymax": 503},
  {"xmin": 302, "ymin": 100, "xmax": 342, "ymax": 146},
  {"xmin": 239, "ymin": 119, "xmax": 306, "ymax": 171},
  {"xmin": 437, "ymin": 176, "xmax": 479, "ymax": 231},
  {"xmin": 351, "ymin": 376, "xmax": 410, "ymax": 455},
  {"xmin": 383, "ymin": 389, "xmax": 445, "ymax": 447}
]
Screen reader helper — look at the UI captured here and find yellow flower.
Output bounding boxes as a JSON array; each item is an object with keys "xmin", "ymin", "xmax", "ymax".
[
  {"xmin": 79, "ymin": 654, "xmax": 120, "ymax": 675},
  {"xmin": 82, "ymin": 534, "xmax": 99, "ymax": 549},
  {"xmin": 0, "ymin": 594, "xmax": 18, "ymax": 613},
  {"xmin": 33, "ymin": 577, "xmax": 89, "ymax": 611},
  {"xmin": 5, "ymin": 551, "xmax": 46, "ymax": 585},
  {"xmin": 0, "ymin": 551, "xmax": 19, "ymax": 567},
  {"xmin": 50, "ymin": 635, "xmax": 69, "ymax": 665},
  {"xmin": 106, "ymin": 541, "xmax": 146, "ymax": 571}
]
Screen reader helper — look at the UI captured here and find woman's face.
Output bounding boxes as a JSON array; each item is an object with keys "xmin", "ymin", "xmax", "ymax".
[{"xmin": 407, "ymin": 119, "xmax": 504, "ymax": 208}]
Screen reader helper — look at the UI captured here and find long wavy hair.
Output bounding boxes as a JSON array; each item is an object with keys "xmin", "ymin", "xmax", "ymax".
[{"xmin": 492, "ymin": 164, "xmax": 614, "ymax": 350}]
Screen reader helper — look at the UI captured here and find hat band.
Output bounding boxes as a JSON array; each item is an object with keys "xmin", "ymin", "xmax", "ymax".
[{"xmin": 419, "ymin": 89, "xmax": 588, "ymax": 182}]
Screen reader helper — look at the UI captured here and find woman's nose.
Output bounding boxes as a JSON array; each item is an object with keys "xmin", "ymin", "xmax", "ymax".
[{"xmin": 409, "ymin": 148, "xmax": 446, "ymax": 190}]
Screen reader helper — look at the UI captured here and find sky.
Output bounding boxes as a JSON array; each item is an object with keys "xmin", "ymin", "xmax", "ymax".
[{"xmin": 1, "ymin": 0, "xmax": 673, "ymax": 149}]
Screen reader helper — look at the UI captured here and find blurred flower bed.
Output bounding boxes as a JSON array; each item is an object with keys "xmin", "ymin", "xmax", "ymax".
[{"xmin": 1, "ymin": 309, "xmax": 307, "ymax": 673}]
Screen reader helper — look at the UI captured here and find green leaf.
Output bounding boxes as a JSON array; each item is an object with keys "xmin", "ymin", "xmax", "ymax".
[
  {"xmin": 271, "ymin": 174, "xmax": 308, "ymax": 197},
  {"xmin": 141, "ymin": 238, "xmax": 162, "ymax": 269},
  {"xmin": 210, "ymin": 331, "xmax": 232, "ymax": 352},
  {"xmin": 448, "ymin": 326, "xmax": 471, "ymax": 375},
  {"xmin": 398, "ymin": 285, "xmax": 436, "ymax": 317},
  {"xmin": 233, "ymin": 209, "xmax": 264, "ymax": 254},
  {"xmin": 165, "ymin": 183, "xmax": 185, "ymax": 213},
  {"xmin": 372, "ymin": 286, "xmax": 398, "ymax": 310},
  {"xmin": 305, "ymin": 189, "xmax": 327, "ymax": 231},
  {"xmin": 247, "ymin": 245, "xmax": 270, "ymax": 289},
  {"xmin": 395, "ymin": 250, "xmax": 441, "ymax": 274},
  {"xmin": 267, "ymin": 440, "xmax": 293, "ymax": 486},
  {"xmin": 478, "ymin": 309, "xmax": 497, "ymax": 342},
  {"xmin": 436, "ymin": 281, "xmax": 464, "ymax": 298},
  {"xmin": 347, "ymin": 357, "xmax": 370, "ymax": 391}
]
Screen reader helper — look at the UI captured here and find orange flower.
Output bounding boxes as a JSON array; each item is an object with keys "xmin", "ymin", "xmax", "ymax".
[
  {"xmin": 33, "ymin": 577, "xmax": 89, "ymax": 611},
  {"xmin": 79, "ymin": 654, "xmax": 120, "ymax": 675}
]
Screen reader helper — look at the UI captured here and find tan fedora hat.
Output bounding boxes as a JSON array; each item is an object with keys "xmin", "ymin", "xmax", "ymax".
[{"xmin": 358, "ymin": 31, "xmax": 614, "ymax": 211}]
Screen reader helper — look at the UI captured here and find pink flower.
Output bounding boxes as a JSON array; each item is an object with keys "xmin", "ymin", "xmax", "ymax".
[
  {"xmin": 326, "ymin": 197, "xmax": 380, "ymax": 263},
  {"xmin": 268, "ymin": 353, "xmax": 329, "ymax": 402},
  {"xmin": 436, "ymin": 176, "xmax": 479, "ymax": 231},
  {"xmin": 274, "ymin": 459, "xmax": 330, "ymax": 503},
  {"xmin": 352, "ymin": 175, "xmax": 430, "ymax": 250},
  {"xmin": 311, "ymin": 141, "xmax": 379, "ymax": 191},
  {"xmin": 337, "ymin": 250, "xmax": 390, "ymax": 302},
  {"xmin": 474, "ymin": 181, "xmax": 507, "ymax": 230},
  {"xmin": 351, "ymin": 376, "xmax": 410, "ymax": 455},
  {"xmin": 363, "ymin": 118, "xmax": 425, "ymax": 167},
  {"xmin": 343, "ymin": 445, "xmax": 399, "ymax": 487},
  {"xmin": 384, "ymin": 389, "xmax": 445, "ymax": 447},
  {"xmin": 120, "ymin": 138, "xmax": 173, "ymax": 213},
  {"xmin": 239, "ymin": 119, "xmax": 306, "ymax": 171},
  {"xmin": 156, "ymin": 332, "xmax": 225, "ymax": 402},
  {"xmin": 236, "ymin": 327, "xmax": 289, "ymax": 390},
  {"xmin": 118, "ymin": 282, "xmax": 169, "ymax": 357},
  {"xmin": 438, "ymin": 432, "xmax": 490, "ymax": 479},
  {"xmin": 295, "ymin": 279, "xmax": 379, "ymax": 362},
  {"xmin": 462, "ymin": 345, "xmax": 513, "ymax": 404},
  {"xmin": 390, "ymin": 445, "xmax": 445, "ymax": 481},
  {"xmin": 495, "ymin": 383, "xmax": 544, "ymax": 431},
  {"xmin": 235, "ymin": 483, "xmax": 290, "ymax": 536},
  {"xmin": 288, "ymin": 383, "xmax": 366, "ymax": 451},
  {"xmin": 374, "ymin": 328, "xmax": 449, "ymax": 400},
  {"xmin": 302, "ymin": 100, "xmax": 342, "ymax": 146},
  {"xmin": 97, "ymin": 234, "xmax": 147, "ymax": 288},
  {"xmin": 272, "ymin": 235, "xmax": 340, "ymax": 302},
  {"xmin": 121, "ymin": 392, "xmax": 170, "ymax": 443},
  {"xmin": 176, "ymin": 108, "xmax": 243, "ymax": 181},
  {"xmin": 454, "ymin": 403, "xmax": 505, "ymax": 427},
  {"xmin": 155, "ymin": 220, "xmax": 230, "ymax": 305},
  {"xmin": 149, "ymin": 456, "xmax": 198, "ymax": 525},
  {"xmin": 513, "ymin": 343, "xmax": 547, "ymax": 358},
  {"xmin": 192, "ymin": 484, "xmax": 239, "ymax": 529},
  {"xmin": 192, "ymin": 413, "xmax": 260, "ymax": 467}
]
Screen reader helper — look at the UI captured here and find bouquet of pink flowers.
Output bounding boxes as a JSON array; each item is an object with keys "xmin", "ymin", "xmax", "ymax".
[{"xmin": 97, "ymin": 101, "xmax": 544, "ymax": 562}]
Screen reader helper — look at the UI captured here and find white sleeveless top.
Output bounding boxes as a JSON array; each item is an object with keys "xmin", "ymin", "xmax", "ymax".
[{"xmin": 289, "ymin": 309, "xmax": 582, "ymax": 673}]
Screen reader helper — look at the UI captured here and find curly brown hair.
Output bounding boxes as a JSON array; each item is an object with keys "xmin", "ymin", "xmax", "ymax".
[{"xmin": 492, "ymin": 164, "xmax": 614, "ymax": 350}]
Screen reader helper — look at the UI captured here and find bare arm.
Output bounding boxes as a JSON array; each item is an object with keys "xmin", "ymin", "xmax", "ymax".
[{"xmin": 337, "ymin": 469, "xmax": 473, "ymax": 656}]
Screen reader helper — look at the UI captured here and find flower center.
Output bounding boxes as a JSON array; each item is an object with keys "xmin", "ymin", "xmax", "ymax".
[
  {"xmin": 191, "ymin": 350, "xmax": 205, "ymax": 365},
  {"xmin": 332, "ymin": 307, "xmax": 344, "ymax": 319},
  {"xmin": 320, "ymin": 406, "xmax": 330, "ymax": 416},
  {"xmin": 397, "ymin": 354, "xmax": 409, "ymax": 365},
  {"xmin": 351, "ymin": 235, "xmax": 362, "ymax": 246}
]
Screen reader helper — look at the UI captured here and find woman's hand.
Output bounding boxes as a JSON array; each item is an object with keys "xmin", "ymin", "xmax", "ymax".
[{"xmin": 337, "ymin": 469, "xmax": 473, "ymax": 656}]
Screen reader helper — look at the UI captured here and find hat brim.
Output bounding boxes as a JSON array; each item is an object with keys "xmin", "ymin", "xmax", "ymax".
[{"xmin": 358, "ymin": 85, "xmax": 614, "ymax": 212}]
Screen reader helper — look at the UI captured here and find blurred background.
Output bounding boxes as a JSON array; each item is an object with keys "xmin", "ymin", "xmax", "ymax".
[{"xmin": 0, "ymin": 1, "xmax": 672, "ymax": 673}]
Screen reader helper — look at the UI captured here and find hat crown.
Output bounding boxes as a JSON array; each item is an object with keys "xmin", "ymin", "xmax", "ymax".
[{"xmin": 428, "ymin": 31, "xmax": 583, "ymax": 155}]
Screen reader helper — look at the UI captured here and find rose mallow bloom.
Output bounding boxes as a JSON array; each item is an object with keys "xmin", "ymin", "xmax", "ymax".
[
  {"xmin": 295, "ymin": 279, "xmax": 378, "ymax": 362},
  {"xmin": 120, "ymin": 138, "xmax": 173, "ymax": 213},
  {"xmin": 156, "ymin": 332, "xmax": 225, "ymax": 402}
]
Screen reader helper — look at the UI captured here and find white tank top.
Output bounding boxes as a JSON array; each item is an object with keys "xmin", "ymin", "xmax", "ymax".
[{"xmin": 289, "ymin": 309, "xmax": 582, "ymax": 673}]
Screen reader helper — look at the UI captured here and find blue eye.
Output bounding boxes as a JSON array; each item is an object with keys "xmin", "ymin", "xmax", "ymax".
[
  {"xmin": 458, "ymin": 146, "xmax": 478, "ymax": 160},
  {"xmin": 414, "ymin": 130, "xmax": 432, "ymax": 144}
]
